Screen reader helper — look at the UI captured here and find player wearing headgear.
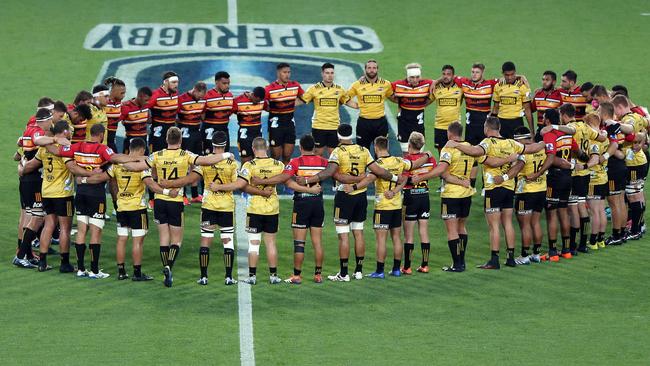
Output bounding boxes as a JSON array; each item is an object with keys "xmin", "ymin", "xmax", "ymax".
[
  {"xmin": 390, "ymin": 63, "xmax": 433, "ymax": 153},
  {"xmin": 86, "ymin": 85, "xmax": 109, "ymax": 144}
]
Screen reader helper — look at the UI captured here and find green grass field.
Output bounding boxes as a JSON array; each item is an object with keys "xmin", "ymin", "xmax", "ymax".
[{"xmin": 2, "ymin": 1, "xmax": 650, "ymax": 365}]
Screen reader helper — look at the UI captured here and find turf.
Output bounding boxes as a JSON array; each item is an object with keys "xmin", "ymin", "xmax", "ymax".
[{"xmin": 1, "ymin": 0, "xmax": 650, "ymax": 365}]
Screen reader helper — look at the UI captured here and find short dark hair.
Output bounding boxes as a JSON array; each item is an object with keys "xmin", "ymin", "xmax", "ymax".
[
  {"xmin": 74, "ymin": 90, "xmax": 93, "ymax": 105},
  {"xmin": 442, "ymin": 64, "xmax": 455, "ymax": 73},
  {"xmin": 448, "ymin": 121, "xmax": 463, "ymax": 137},
  {"xmin": 322, "ymin": 62, "xmax": 334, "ymax": 71},
  {"xmin": 562, "ymin": 70, "xmax": 577, "ymax": 82},
  {"xmin": 252, "ymin": 87, "xmax": 266, "ymax": 100},
  {"xmin": 559, "ymin": 103, "xmax": 576, "ymax": 118},
  {"xmin": 128, "ymin": 137, "xmax": 146, "ymax": 151},
  {"xmin": 611, "ymin": 94, "xmax": 630, "ymax": 108},
  {"xmin": 214, "ymin": 71, "xmax": 230, "ymax": 81},
  {"xmin": 471, "ymin": 63, "xmax": 485, "ymax": 71},
  {"xmin": 374, "ymin": 136, "xmax": 389, "ymax": 151},
  {"xmin": 194, "ymin": 82, "xmax": 207, "ymax": 93},
  {"xmin": 276, "ymin": 62, "xmax": 290, "ymax": 70},
  {"xmin": 591, "ymin": 85, "xmax": 608, "ymax": 98},
  {"xmin": 543, "ymin": 70, "xmax": 557, "ymax": 80},
  {"xmin": 299, "ymin": 134, "xmax": 316, "ymax": 151},
  {"xmin": 611, "ymin": 84, "xmax": 628, "ymax": 97},
  {"xmin": 92, "ymin": 84, "xmax": 109, "ymax": 94},
  {"xmin": 37, "ymin": 97, "xmax": 54, "ymax": 107},
  {"xmin": 138, "ymin": 86, "xmax": 152, "ymax": 97},
  {"xmin": 212, "ymin": 131, "xmax": 227, "ymax": 147},
  {"xmin": 51, "ymin": 120, "xmax": 69, "ymax": 135},
  {"xmin": 162, "ymin": 71, "xmax": 178, "ymax": 81},
  {"xmin": 544, "ymin": 109, "xmax": 560, "ymax": 124},
  {"xmin": 53, "ymin": 101, "xmax": 67, "ymax": 113},
  {"xmin": 35, "ymin": 108, "xmax": 52, "ymax": 120},
  {"xmin": 485, "ymin": 116, "xmax": 500, "ymax": 131},
  {"xmin": 90, "ymin": 123, "xmax": 105, "ymax": 137},
  {"xmin": 75, "ymin": 104, "xmax": 93, "ymax": 120},
  {"xmin": 104, "ymin": 76, "xmax": 125, "ymax": 88},
  {"xmin": 502, "ymin": 61, "xmax": 516, "ymax": 72},
  {"xmin": 581, "ymin": 82, "xmax": 594, "ymax": 92},
  {"xmin": 599, "ymin": 101, "xmax": 614, "ymax": 117},
  {"xmin": 337, "ymin": 124, "xmax": 353, "ymax": 138}
]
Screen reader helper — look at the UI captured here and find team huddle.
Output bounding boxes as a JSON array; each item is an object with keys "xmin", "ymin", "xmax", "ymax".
[{"xmin": 13, "ymin": 59, "xmax": 649, "ymax": 286}]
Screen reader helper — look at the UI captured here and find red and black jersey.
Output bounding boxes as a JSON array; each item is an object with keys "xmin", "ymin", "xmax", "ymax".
[
  {"xmin": 26, "ymin": 115, "xmax": 36, "ymax": 128},
  {"xmin": 120, "ymin": 99, "xmax": 149, "ymax": 137},
  {"xmin": 264, "ymin": 80, "xmax": 304, "ymax": 115},
  {"xmin": 283, "ymin": 154, "xmax": 328, "ymax": 200},
  {"xmin": 631, "ymin": 105, "xmax": 649, "ymax": 118},
  {"xmin": 558, "ymin": 86, "xmax": 587, "ymax": 121},
  {"xmin": 20, "ymin": 124, "xmax": 47, "ymax": 182},
  {"xmin": 532, "ymin": 88, "xmax": 562, "ymax": 126},
  {"xmin": 204, "ymin": 89, "xmax": 234, "ymax": 126},
  {"xmin": 543, "ymin": 129, "xmax": 578, "ymax": 175},
  {"xmin": 391, "ymin": 79, "xmax": 432, "ymax": 111},
  {"xmin": 233, "ymin": 93, "xmax": 265, "ymax": 127},
  {"xmin": 68, "ymin": 104, "xmax": 87, "ymax": 144},
  {"xmin": 177, "ymin": 91, "xmax": 206, "ymax": 128},
  {"xmin": 146, "ymin": 87, "xmax": 178, "ymax": 125},
  {"xmin": 402, "ymin": 152, "xmax": 436, "ymax": 194},
  {"xmin": 105, "ymin": 98, "xmax": 122, "ymax": 132},
  {"xmin": 59, "ymin": 141, "xmax": 114, "ymax": 196},
  {"xmin": 457, "ymin": 77, "xmax": 497, "ymax": 113}
]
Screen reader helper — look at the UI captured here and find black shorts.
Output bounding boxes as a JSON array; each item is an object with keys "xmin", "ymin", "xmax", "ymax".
[
  {"xmin": 534, "ymin": 125, "xmax": 545, "ymax": 143},
  {"xmin": 397, "ymin": 109, "xmax": 425, "ymax": 143},
  {"xmin": 180, "ymin": 126, "xmax": 202, "ymax": 155},
  {"xmin": 498, "ymin": 117, "xmax": 524, "ymax": 139},
  {"xmin": 546, "ymin": 173, "xmax": 571, "ymax": 209},
  {"xmin": 356, "ymin": 116, "xmax": 388, "ymax": 150},
  {"xmin": 75, "ymin": 193, "xmax": 106, "ymax": 218},
  {"xmin": 403, "ymin": 191, "xmax": 430, "ymax": 221},
  {"xmin": 19, "ymin": 179, "xmax": 43, "ymax": 213},
  {"xmin": 484, "ymin": 187, "xmax": 514, "ymax": 213},
  {"xmin": 149, "ymin": 124, "xmax": 173, "ymax": 152},
  {"xmin": 434, "ymin": 128, "xmax": 448, "ymax": 149},
  {"xmin": 569, "ymin": 175, "xmax": 590, "ymax": 204},
  {"xmin": 607, "ymin": 165, "xmax": 626, "ymax": 196},
  {"xmin": 246, "ymin": 213, "xmax": 279, "ymax": 234},
  {"xmin": 373, "ymin": 209, "xmax": 402, "ymax": 229},
  {"xmin": 107, "ymin": 130, "xmax": 118, "ymax": 153},
  {"xmin": 333, "ymin": 191, "xmax": 367, "ymax": 225},
  {"xmin": 123, "ymin": 135, "xmax": 149, "ymax": 154},
  {"xmin": 515, "ymin": 191, "xmax": 546, "ymax": 215},
  {"xmin": 292, "ymin": 199, "xmax": 325, "ymax": 228},
  {"xmin": 43, "ymin": 196, "xmax": 74, "ymax": 217},
  {"xmin": 465, "ymin": 111, "xmax": 488, "ymax": 145},
  {"xmin": 117, "ymin": 209, "xmax": 149, "ymax": 230},
  {"xmin": 201, "ymin": 208, "xmax": 234, "ymax": 228},
  {"xmin": 441, "ymin": 197, "xmax": 472, "ymax": 219},
  {"xmin": 237, "ymin": 126, "xmax": 262, "ymax": 158},
  {"xmin": 268, "ymin": 113, "xmax": 296, "ymax": 147},
  {"xmin": 153, "ymin": 199, "xmax": 184, "ymax": 227},
  {"xmin": 627, "ymin": 164, "xmax": 648, "ymax": 184},
  {"xmin": 201, "ymin": 124, "xmax": 230, "ymax": 154},
  {"xmin": 587, "ymin": 183, "xmax": 607, "ymax": 201},
  {"xmin": 312, "ymin": 128, "xmax": 339, "ymax": 149}
]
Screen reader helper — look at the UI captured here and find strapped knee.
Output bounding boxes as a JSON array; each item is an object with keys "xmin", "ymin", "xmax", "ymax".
[
  {"xmin": 248, "ymin": 233, "xmax": 261, "ymax": 254},
  {"xmin": 294, "ymin": 240, "xmax": 306, "ymax": 253},
  {"xmin": 335, "ymin": 225, "xmax": 350, "ymax": 234}
]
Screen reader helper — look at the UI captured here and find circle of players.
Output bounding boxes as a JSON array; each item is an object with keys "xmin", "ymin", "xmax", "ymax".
[{"xmin": 13, "ymin": 59, "xmax": 649, "ymax": 286}]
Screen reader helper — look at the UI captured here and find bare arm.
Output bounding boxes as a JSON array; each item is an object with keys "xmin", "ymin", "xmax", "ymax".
[
  {"xmin": 526, "ymin": 154, "xmax": 553, "ymax": 180},
  {"xmin": 306, "ymin": 162, "xmax": 337, "ymax": 184},
  {"xmin": 211, "ymin": 177, "xmax": 248, "ymax": 192},
  {"xmin": 20, "ymin": 158, "xmax": 42, "ymax": 175},
  {"xmin": 409, "ymin": 152, "xmax": 433, "ymax": 170},
  {"xmin": 108, "ymin": 177, "xmax": 119, "ymax": 198},
  {"xmin": 482, "ymin": 153, "xmax": 518, "ymax": 168},
  {"xmin": 523, "ymin": 102, "xmax": 534, "ymax": 132},
  {"xmin": 367, "ymin": 161, "xmax": 396, "ymax": 181},
  {"xmin": 250, "ymin": 172, "xmax": 291, "ymax": 185},
  {"xmin": 342, "ymin": 173, "xmax": 377, "ymax": 193},
  {"xmin": 159, "ymin": 172, "xmax": 202, "ymax": 188},
  {"xmin": 65, "ymin": 161, "xmax": 99, "ymax": 177},
  {"xmin": 242, "ymin": 185, "xmax": 272, "ymax": 198},
  {"xmin": 345, "ymin": 99, "xmax": 359, "ymax": 109},
  {"xmin": 121, "ymin": 160, "xmax": 149, "ymax": 172},
  {"xmin": 333, "ymin": 172, "xmax": 364, "ymax": 184},
  {"xmin": 75, "ymin": 171, "xmax": 110, "ymax": 184},
  {"xmin": 109, "ymin": 154, "xmax": 144, "ymax": 164},
  {"xmin": 286, "ymin": 179, "xmax": 322, "ymax": 194},
  {"xmin": 446, "ymin": 141, "xmax": 486, "ymax": 157},
  {"xmin": 522, "ymin": 142, "xmax": 544, "ymax": 154},
  {"xmin": 194, "ymin": 153, "xmax": 230, "ymax": 166},
  {"xmin": 491, "ymin": 101, "xmax": 500, "ymax": 116}
]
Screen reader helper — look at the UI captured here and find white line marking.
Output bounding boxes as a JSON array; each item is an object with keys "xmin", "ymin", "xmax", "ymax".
[
  {"xmin": 642, "ymin": 13, "xmax": 650, "ymax": 16},
  {"xmin": 228, "ymin": 0, "xmax": 238, "ymax": 25},
  {"xmin": 236, "ymin": 195, "xmax": 255, "ymax": 366}
]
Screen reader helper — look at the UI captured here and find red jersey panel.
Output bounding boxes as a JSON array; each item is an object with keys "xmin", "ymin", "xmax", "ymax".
[
  {"xmin": 265, "ymin": 80, "xmax": 304, "ymax": 115},
  {"xmin": 544, "ymin": 130, "xmax": 578, "ymax": 174},
  {"xmin": 391, "ymin": 79, "xmax": 432, "ymax": 111},
  {"xmin": 532, "ymin": 89, "xmax": 562, "ymax": 126},
  {"xmin": 283, "ymin": 154, "xmax": 329, "ymax": 200},
  {"xmin": 146, "ymin": 87, "xmax": 178, "ymax": 125},
  {"xmin": 177, "ymin": 91, "xmax": 206, "ymax": 128},
  {"xmin": 120, "ymin": 100, "xmax": 149, "ymax": 137},
  {"xmin": 559, "ymin": 87, "xmax": 587, "ymax": 121},
  {"xmin": 457, "ymin": 77, "xmax": 497, "ymax": 112},
  {"xmin": 59, "ymin": 142, "xmax": 114, "ymax": 196},
  {"xmin": 402, "ymin": 153, "xmax": 436, "ymax": 193},
  {"xmin": 204, "ymin": 89, "xmax": 234, "ymax": 125},
  {"xmin": 105, "ymin": 99, "xmax": 122, "ymax": 132},
  {"xmin": 233, "ymin": 93, "xmax": 265, "ymax": 127}
]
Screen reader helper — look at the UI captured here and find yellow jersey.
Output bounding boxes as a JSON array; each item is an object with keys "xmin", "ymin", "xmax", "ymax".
[
  {"xmin": 588, "ymin": 140, "xmax": 609, "ymax": 185},
  {"xmin": 439, "ymin": 142, "xmax": 475, "ymax": 198},
  {"xmin": 238, "ymin": 157, "xmax": 284, "ymax": 215},
  {"xmin": 146, "ymin": 148, "xmax": 199, "ymax": 202},
  {"xmin": 432, "ymin": 82, "xmax": 463, "ymax": 130},
  {"xmin": 478, "ymin": 137, "xmax": 525, "ymax": 190},
  {"xmin": 86, "ymin": 104, "xmax": 108, "ymax": 144},
  {"xmin": 347, "ymin": 78, "xmax": 393, "ymax": 119},
  {"xmin": 329, "ymin": 143, "xmax": 375, "ymax": 195},
  {"xmin": 302, "ymin": 82, "xmax": 350, "ymax": 130},
  {"xmin": 107, "ymin": 164, "xmax": 152, "ymax": 211},
  {"xmin": 35, "ymin": 146, "xmax": 74, "ymax": 198},
  {"xmin": 194, "ymin": 158, "xmax": 239, "ymax": 212},
  {"xmin": 493, "ymin": 80, "xmax": 531, "ymax": 119},
  {"xmin": 373, "ymin": 156, "xmax": 412, "ymax": 210},
  {"xmin": 515, "ymin": 150, "xmax": 547, "ymax": 194},
  {"xmin": 620, "ymin": 112, "xmax": 648, "ymax": 167},
  {"xmin": 566, "ymin": 121, "xmax": 600, "ymax": 177}
]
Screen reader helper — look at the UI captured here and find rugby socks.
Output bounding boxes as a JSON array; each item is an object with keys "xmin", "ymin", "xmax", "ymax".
[
  {"xmin": 506, "ymin": 248, "xmax": 515, "ymax": 261},
  {"xmin": 224, "ymin": 248, "xmax": 234, "ymax": 278},
  {"xmin": 561, "ymin": 236, "xmax": 570, "ymax": 252},
  {"xmin": 294, "ymin": 268, "xmax": 302, "ymax": 276},
  {"xmin": 133, "ymin": 265, "xmax": 142, "ymax": 278},
  {"xmin": 89, "ymin": 243, "xmax": 101, "ymax": 274},
  {"xmin": 315, "ymin": 266, "xmax": 322, "ymax": 276},
  {"xmin": 521, "ymin": 246, "xmax": 529, "ymax": 258},
  {"xmin": 459, "ymin": 234, "xmax": 468, "ymax": 264},
  {"xmin": 191, "ymin": 186, "xmax": 199, "ymax": 199},
  {"xmin": 579, "ymin": 217, "xmax": 590, "ymax": 249},
  {"xmin": 569, "ymin": 227, "xmax": 579, "ymax": 251},
  {"xmin": 249, "ymin": 267, "xmax": 257, "ymax": 277},
  {"xmin": 60, "ymin": 252, "xmax": 70, "ymax": 265},
  {"xmin": 612, "ymin": 228, "xmax": 621, "ymax": 240},
  {"xmin": 598, "ymin": 232, "xmax": 605, "ymax": 243},
  {"xmin": 392, "ymin": 259, "xmax": 401, "ymax": 272},
  {"xmin": 168, "ymin": 244, "xmax": 181, "ymax": 268},
  {"xmin": 75, "ymin": 243, "xmax": 87, "ymax": 271},
  {"xmin": 630, "ymin": 202, "xmax": 643, "ymax": 233},
  {"xmin": 420, "ymin": 242, "xmax": 431, "ymax": 267},
  {"xmin": 533, "ymin": 243, "xmax": 542, "ymax": 255},
  {"xmin": 340, "ymin": 258, "xmax": 349, "ymax": 277},
  {"xmin": 19, "ymin": 227, "xmax": 37, "ymax": 258},
  {"xmin": 491, "ymin": 250, "xmax": 499, "ymax": 262},
  {"xmin": 269, "ymin": 267, "xmax": 277, "ymax": 276},
  {"xmin": 447, "ymin": 239, "xmax": 460, "ymax": 268},
  {"xmin": 199, "ymin": 247, "xmax": 210, "ymax": 278},
  {"xmin": 354, "ymin": 256, "xmax": 364, "ymax": 273},
  {"xmin": 375, "ymin": 261, "xmax": 384, "ymax": 274},
  {"xmin": 39, "ymin": 252, "xmax": 47, "ymax": 268},
  {"xmin": 159, "ymin": 246, "xmax": 170, "ymax": 267},
  {"xmin": 117, "ymin": 263, "xmax": 126, "ymax": 276},
  {"xmin": 590, "ymin": 234, "xmax": 597, "ymax": 245},
  {"xmin": 548, "ymin": 239, "xmax": 557, "ymax": 253},
  {"xmin": 403, "ymin": 242, "xmax": 414, "ymax": 269},
  {"xmin": 470, "ymin": 178, "xmax": 477, "ymax": 188}
]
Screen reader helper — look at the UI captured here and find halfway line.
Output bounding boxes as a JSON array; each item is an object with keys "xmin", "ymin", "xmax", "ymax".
[
  {"xmin": 228, "ymin": 0, "xmax": 238, "ymax": 25},
  {"xmin": 236, "ymin": 195, "xmax": 255, "ymax": 366}
]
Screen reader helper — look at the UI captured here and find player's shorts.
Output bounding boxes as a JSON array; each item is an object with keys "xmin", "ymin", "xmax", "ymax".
[
  {"xmin": 373, "ymin": 209, "xmax": 402, "ymax": 229},
  {"xmin": 397, "ymin": 109, "xmax": 425, "ymax": 143},
  {"xmin": 465, "ymin": 111, "xmax": 489, "ymax": 145},
  {"xmin": 626, "ymin": 164, "xmax": 647, "ymax": 194},
  {"xmin": 117, "ymin": 209, "xmax": 149, "ymax": 230},
  {"xmin": 237, "ymin": 126, "xmax": 262, "ymax": 158},
  {"xmin": 107, "ymin": 130, "xmax": 118, "ymax": 153},
  {"xmin": 201, "ymin": 208, "xmax": 234, "ymax": 228},
  {"xmin": 569, "ymin": 175, "xmax": 590, "ymax": 205},
  {"xmin": 441, "ymin": 197, "xmax": 472, "ymax": 219},
  {"xmin": 153, "ymin": 199, "xmax": 184, "ymax": 227},
  {"xmin": 333, "ymin": 191, "xmax": 367, "ymax": 225},
  {"xmin": 123, "ymin": 135, "xmax": 149, "ymax": 154},
  {"xmin": 484, "ymin": 187, "xmax": 514, "ymax": 213},
  {"xmin": 587, "ymin": 182, "xmax": 607, "ymax": 201},
  {"xmin": 42, "ymin": 196, "xmax": 74, "ymax": 217},
  {"xmin": 403, "ymin": 191, "xmax": 430, "ymax": 221},
  {"xmin": 149, "ymin": 123, "xmax": 173, "ymax": 152},
  {"xmin": 201, "ymin": 124, "xmax": 230, "ymax": 154},
  {"xmin": 246, "ymin": 213, "xmax": 279, "ymax": 234},
  {"xmin": 312, "ymin": 128, "xmax": 339, "ymax": 149},
  {"xmin": 434, "ymin": 128, "xmax": 448, "ymax": 149},
  {"xmin": 515, "ymin": 191, "xmax": 546, "ymax": 215},
  {"xmin": 498, "ymin": 117, "xmax": 524, "ymax": 139},
  {"xmin": 534, "ymin": 124, "xmax": 545, "ymax": 142},
  {"xmin": 546, "ymin": 172, "xmax": 571, "ymax": 209},
  {"xmin": 268, "ymin": 113, "xmax": 296, "ymax": 147},
  {"xmin": 607, "ymin": 165, "xmax": 626, "ymax": 196},
  {"xmin": 75, "ymin": 193, "xmax": 106, "ymax": 219},
  {"xmin": 19, "ymin": 179, "xmax": 43, "ymax": 216},
  {"xmin": 356, "ymin": 116, "xmax": 388, "ymax": 150},
  {"xmin": 179, "ymin": 125, "xmax": 203, "ymax": 155},
  {"xmin": 291, "ymin": 199, "xmax": 325, "ymax": 229}
]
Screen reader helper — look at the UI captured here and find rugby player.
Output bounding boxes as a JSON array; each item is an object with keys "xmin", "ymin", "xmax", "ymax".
[
  {"xmin": 177, "ymin": 81, "xmax": 208, "ymax": 203},
  {"xmin": 492, "ymin": 61, "xmax": 534, "ymax": 139},
  {"xmin": 583, "ymin": 114, "xmax": 610, "ymax": 250},
  {"xmin": 390, "ymin": 63, "xmax": 433, "ymax": 153},
  {"xmin": 431, "ymin": 65, "xmax": 463, "ymax": 153},
  {"xmin": 104, "ymin": 76, "xmax": 126, "ymax": 152},
  {"xmin": 147, "ymin": 71, "xmax": 179, "ymax": 153},
  {"xmin": 233, "ymin": 87, "xmax": 266, "ymax": 163},
  {"xmin": 86, "ymin": 85, "xmax": 109, "ymax": 144},
  {"xmin": 531, "ymin": 71, "xmax": 562, "ymax": 141},
  {"xmin": 203, "ymin": 71, "xmax": 234, "ymax": 153},
  {"xmin": 558, "ymin": 70, "xmax": 588, "ymax": 121},
  {"xmin": 120, "ymin": 87, "xmax": 152, "ymax": 153},
  {"xmin": 68, "ymin": 91, "xmax": 94, "ymax": 144}
]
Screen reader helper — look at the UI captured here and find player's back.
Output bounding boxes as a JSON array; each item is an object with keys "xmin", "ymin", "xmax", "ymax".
[
  {"xmin": 516, "ymin": 149, "xmax": 547, "ymax": 194},
  {"xmin": 197, "ymin": 158, "xmax": 239, "ymax": 212},
  {"xmin": 110, "ymin": 164, "xmax": 150, "ymax": 211},
  {"xmin": 479, "ymin": 137, "xmax": 524, "ymax": 190},
  {"xmin": 440, "ymin": 142, "xmax": 475, "ymax": 198},
  {"xmin": 241, "ymin": 157, "xmax": 284, "ymax": 215},
  {"xmin": 148, "ymin": 148, "xmax": 198, "ymax": 202},
  {"xmin": 37, "ymin": 146, "xmax": 74, "ymax": 198},
  {"xmin": 374, "ymin": 156, "xmax": 411, "ymax": 210}
]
